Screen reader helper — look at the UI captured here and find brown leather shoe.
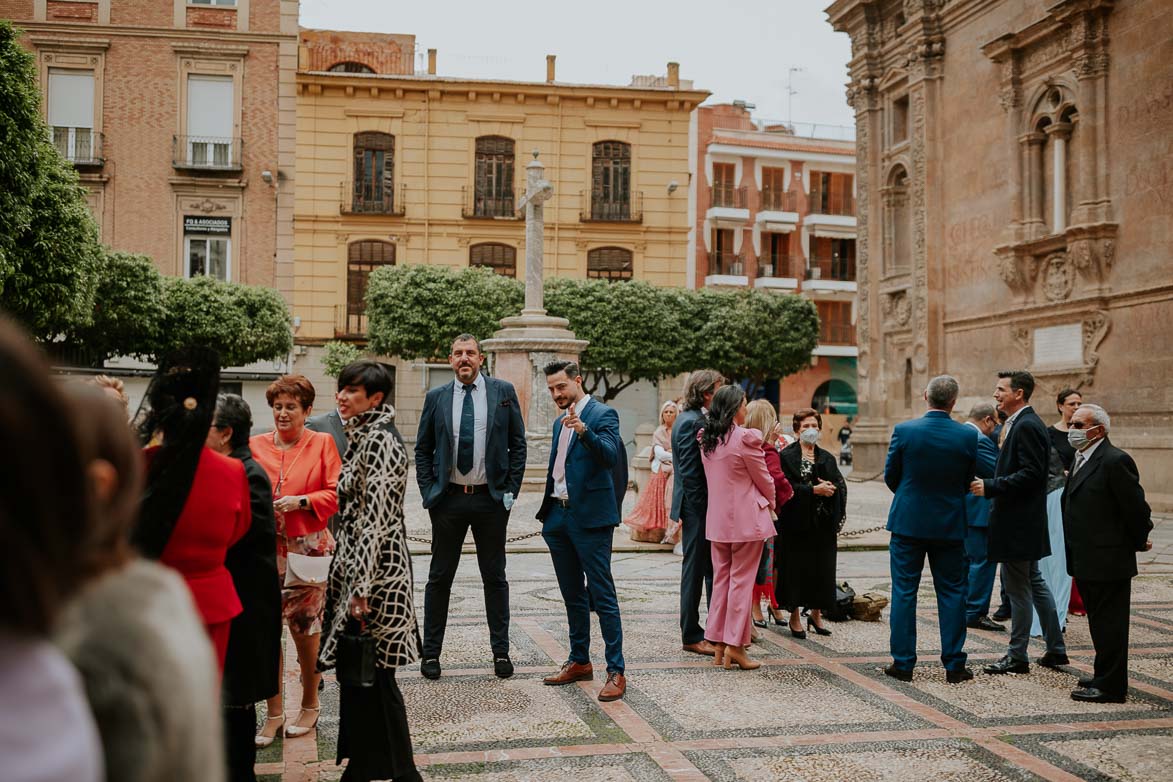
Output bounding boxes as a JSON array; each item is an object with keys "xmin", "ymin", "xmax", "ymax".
[
  {"xmin": 682, "ymin": 640, "xmax": 717, "ymax": 657},
  {"xmin": 543, "ymin": 661, "xmax": 594, "ymax": 686},
  {"xmin": 598, "ymin": 672, "xmax": 626, "ymax": 702}
]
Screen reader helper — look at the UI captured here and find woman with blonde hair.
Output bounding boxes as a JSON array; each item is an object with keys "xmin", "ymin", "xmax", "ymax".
[
  {"xmin": 744, "ymin": 400, "xmax": 793, "ymax": 632},
  {"xmin": 623, "ymin": 400, "xmax": 679, "ymax": 544}
]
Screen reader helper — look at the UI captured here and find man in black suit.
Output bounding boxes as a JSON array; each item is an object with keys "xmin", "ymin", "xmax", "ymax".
[
  {"xmin": 307, "ymin": 406, "xmax": 347, "ymax": 535},
  {"xmin": 1062, "ymin": 403, "xmax": 1153, "ymax": 703},
  {"xmin": 671, "ymin": 369, "xmax": 723, "ymax": 657},
  {"xmin": 414, "ymin": 334, "xmax": 526, "ymax": 680},
  {"xmin": 971, "ymin": 370, "xmax": 1068, "ymax": 674}
]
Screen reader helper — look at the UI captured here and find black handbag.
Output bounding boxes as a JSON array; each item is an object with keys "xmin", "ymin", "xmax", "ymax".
[
  {"xmin": 824, "ymin": 581, "xmax": 856, "ymax": 622},
  {"xmin": 336, "ymin": 619, "xmax": 377, "ymax": 688}
]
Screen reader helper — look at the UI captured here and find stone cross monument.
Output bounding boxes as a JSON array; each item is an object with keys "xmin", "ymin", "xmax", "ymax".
[{"xmin": 483, "ymin": 151, "xmax": 587, "ymax": 475}]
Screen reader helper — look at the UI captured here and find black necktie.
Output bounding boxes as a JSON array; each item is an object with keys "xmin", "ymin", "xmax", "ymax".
[{"xmin": 457, "ymin": 383, "xmax": 476, "ymax": 474}]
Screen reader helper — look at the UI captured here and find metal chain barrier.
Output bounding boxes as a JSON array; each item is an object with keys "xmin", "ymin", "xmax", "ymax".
[
  {"xmin": 406, "ymin": 529, "xmax": 545, "ymax": 546},
  {"xmin": 838, "ymin": 524, "xmax": 887, "ymax": 539}
]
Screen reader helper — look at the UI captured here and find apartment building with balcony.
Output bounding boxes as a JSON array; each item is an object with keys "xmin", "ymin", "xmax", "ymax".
[
  {"xmin": 2, "ymin": 0, "xmax": 299, "ymax": 411},
  {"xmin": 293, "ymin": 31, "xmax": 709, "ymax": 436},
  {"xmin": 690, "ymin": 103, "xmax": 858, "ymax": 416}
]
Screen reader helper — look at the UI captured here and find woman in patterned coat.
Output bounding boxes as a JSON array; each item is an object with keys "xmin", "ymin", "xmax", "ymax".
[{"xmin": 318, "ymin": 361, "xmax": 421, "ymax": 782}]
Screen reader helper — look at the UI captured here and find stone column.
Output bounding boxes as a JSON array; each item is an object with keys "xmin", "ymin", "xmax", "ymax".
[
  {"xmin": 1024, "ymin": 131, "xmax": 1047, "ymax": 234},
  {"xmin": 1047, "ymin": 122, "xmax": 1071, "ymax": 234},
  {"xmin": 483, "ymin": 152, "xmax": 588, "ymax": 478}
]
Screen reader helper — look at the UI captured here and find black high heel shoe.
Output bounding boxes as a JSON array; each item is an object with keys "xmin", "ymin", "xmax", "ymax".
[
  {"xmin": 789, "ymin": 623, "xmax": 807, "ymax": 639},
  {"xmin": 807, "ymin": 618, "xmax": 832, "ymax": 637},
  {"xmin": 770, "ymin": 610, "xmax": 787, "ymax": 627},
  {"xmin": 752, "ymin": 618, "xmax": 768, "ymax": 629}
]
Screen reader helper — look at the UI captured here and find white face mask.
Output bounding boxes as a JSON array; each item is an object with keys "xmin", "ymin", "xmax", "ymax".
[
  {"xmin": 800, "ymin": 428, "xmax": 820, "ymax": 446},
  {"xmin": 1068, "ymin": 425, "xmax": 1100, "ymax": 451}
]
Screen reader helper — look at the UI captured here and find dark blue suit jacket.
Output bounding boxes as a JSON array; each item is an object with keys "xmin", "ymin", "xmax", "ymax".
[
  {"xmin": 964, "ymin": 424, "xmax": 998, "ymax": 528},
  {"xmin": 884, "ymin": 410, "xmax": 978, "ymax": 541},
  {"xmin": 414, "ymin": 375, "xmax": 527, "ymax": 509},
  {"xmin": 536, "ymin": 398, "xmax": 625, "ymax": 528},
  {"xmin": 669, "ymin": 407, "xmax": 706, "ymax": 520}
]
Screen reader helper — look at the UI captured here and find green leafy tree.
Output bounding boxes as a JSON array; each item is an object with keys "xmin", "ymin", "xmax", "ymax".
[
  {"xmin": 545, "ymin": 278, "xmax": 688, "ymax": 401},
  {"xmin": 366, "ymin": 264, "xmax": 523, "ymax": 360},
  {"xmin": 227, "ymin": 283, "xmax": 294, "ymax": 366},
  {"xmin": 154, "ymin": 276, "xmax": 291, "ymax": 367},
  {"xmin": 692, "ymin": 288, "xmax": 820, "ymax": 396},
  {"xmin": 0, "ymin": 21, "xmax": 103, "ymax": 339},
  {"xmin": 70, "ymin": 250, "xmax": 165, "ymax": 362},
  {"xmin": 321, "ymin": 340, "xmax": 363, "ymax": 378}
]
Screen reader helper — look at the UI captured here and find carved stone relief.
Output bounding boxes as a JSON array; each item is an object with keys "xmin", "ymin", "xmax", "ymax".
[
  {"xmin": 1042, "ymin": 252, "xmax": 1074, "ymax": 301},
  {"xmin": 1008, "ymin": 309, "xmax": 1111, "ymax": 388}
]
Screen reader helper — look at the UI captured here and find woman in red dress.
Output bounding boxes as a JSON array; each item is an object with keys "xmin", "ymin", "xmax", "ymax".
[{"xmin": 135, "ymin": 348, "xmax": 250, "ymax": 671}]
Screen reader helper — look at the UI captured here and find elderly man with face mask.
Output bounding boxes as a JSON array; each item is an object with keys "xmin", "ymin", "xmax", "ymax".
[{"xmin": 1061, "ymin": 403, "xmax": 1153, "ymax": 703}]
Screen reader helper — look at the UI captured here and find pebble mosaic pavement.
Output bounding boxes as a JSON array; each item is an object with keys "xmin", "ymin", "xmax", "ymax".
[{"xmin": 254, "ymin": 480, "xmax": 1173, "ymax": 781}]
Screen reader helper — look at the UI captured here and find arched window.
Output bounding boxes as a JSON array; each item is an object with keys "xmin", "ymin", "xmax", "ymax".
[
  {"xmin": 1025, "ymin": 86, "xmax": 1077, "ymax": 235},
  {"xmin": 472, "ymin": 136, "xmax": 515, "ymax": 218},
  {"xmin": 590, "ymin": 141, "xmax": 631, "ymax": 220},
  {"xmin": 469, "ymin": 243, "xmax": 517, "ymax": 277},
  {"xmin": 352, "ymin": 132, "xmax": 394, "ymax": 213},
  {"xmin": 345, "ymin": 240, "xmax": 395, "ymax": 334},
  {"xmin": 587, "ymin": 247, "xmax": 633, "ymax": 281},
  {"xmin": 884, "ymin": 165, "xmax": 910, "ymax": 274},
  {"xmin": 811, "ymin": 379, "xmax": 858, "ymax": 418},
  {"xmin": 328, "ymin": 62, "xmax": 375, "ymax": 74}
]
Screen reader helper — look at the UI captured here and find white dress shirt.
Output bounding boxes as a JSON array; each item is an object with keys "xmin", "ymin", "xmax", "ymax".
[
  {"xmin": 450, "ymin": 373, "xmax": 488, "ymax": 485},
  {"xmin": 552, "ymin": 395, "xmax": 593, "ymax": 500}
]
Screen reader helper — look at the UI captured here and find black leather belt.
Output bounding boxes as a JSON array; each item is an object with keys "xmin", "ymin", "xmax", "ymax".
[
  {"xmin": 554, "ymin": 497, "xmax": 571, "ymax": 509},
  {"xmin": 448, "ymin": 483, "xmax": 489, "ymax": 495}
]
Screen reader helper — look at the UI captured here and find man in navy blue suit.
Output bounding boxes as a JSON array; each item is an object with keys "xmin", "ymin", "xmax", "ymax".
[
  {"xmin": 961, "ymin": 402, "xmax": 1003, "ymax": 631},
  {"xmin": 415, "ymin": 335, "xmax": 527, "ymax": 680},
  {"xmin": 883, "ymin": 375, "xmax": 978, "ymax": 684},
  {"xmin": 537, "ymin": 360, "xmax": 628, "ymax": 702}
]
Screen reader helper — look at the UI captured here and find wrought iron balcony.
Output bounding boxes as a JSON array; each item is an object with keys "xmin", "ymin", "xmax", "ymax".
[
  {"xmin": 708, "ymin": 251, "xmax": 745, "ymax": 277},
  {"xmin": 172, "ymin": 135, "xmax": 243, "ymax": 171},
  {"xmin": 341, "ymin": 182, "xmax": 406, "ymax": 216},
  {"xmin": 462, "ymin": 186, "xmax": 520, "ymax": 219},
  {"xmin": 808, "ymin": 191, "xmax": 856, "ymax": 216},
  {"xmin": 819, "ymin": 321, "xmax": 856, "ymax": 345},
  {"xmin": 335, "ymin": 303, "xmax": 368, "ymax": 339},
  {"xmin": 580, "ymin": 190, "xmax": 643, "ymax": 223},
  {"xmin": 51, "ymin": 126, "xmax": 103, "ymax": 167},
  {"xmin": 805, "ymin": 256, "xmax": 857, "ymax": 282},
  {"xmin": 756, "ymin": 255, "xmax": 801, "ymax": 279},
  {"xmin": 759, "ymin": 188, "xmax": 796, "ymax": 212},
  {"xmin": 710, "ymin": 185, "xmax": 747, "ymax": 210}
]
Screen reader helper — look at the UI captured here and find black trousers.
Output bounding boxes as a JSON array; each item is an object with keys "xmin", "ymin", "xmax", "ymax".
[
  {"xmin": 337, "ymin": 667, "xmax": 421, "ymax": 782},
  {"xmin": 1077, "ymin": 576, "xmax": 1133, "ymax": 697},
  {"xmin": 223, "ymin": 704, "xmax": 257, "ymax": 782},
  {"xmin": 423, "ymin": 490, "xmax": 510, "ymax": 658},
  {"xmin": 679, "ymin": 505, "xmax": 714, "ymax": 645}
]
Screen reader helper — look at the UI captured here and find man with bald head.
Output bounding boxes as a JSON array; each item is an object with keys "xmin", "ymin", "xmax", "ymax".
[{"xmin": 1062, "ymin": 403, "xmax": 1153, "ymax": 703}]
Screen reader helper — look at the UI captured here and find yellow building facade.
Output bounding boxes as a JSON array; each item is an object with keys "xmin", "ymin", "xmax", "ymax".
[{"xmin": 291, "ymin": 31, "xmax": 708, "ymax": 437}]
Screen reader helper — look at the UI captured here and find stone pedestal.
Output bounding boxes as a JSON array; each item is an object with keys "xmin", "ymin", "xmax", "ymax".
[{"xmin": 483, "ymin": 323, "xmax": 586, "ymax": 481}]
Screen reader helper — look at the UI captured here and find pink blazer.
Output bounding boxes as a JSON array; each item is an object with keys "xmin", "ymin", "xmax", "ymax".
[{"xmin": 700, "ymin": 425, "xmax": 777, "ymax": 543}]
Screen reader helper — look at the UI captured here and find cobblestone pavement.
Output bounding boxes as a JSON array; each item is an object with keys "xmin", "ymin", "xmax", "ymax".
[{"xmin": 257, "ymin": 479, "xmax": 1173, "ymax": 781}]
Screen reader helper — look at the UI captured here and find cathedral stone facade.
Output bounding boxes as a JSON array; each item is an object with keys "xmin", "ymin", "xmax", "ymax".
[{"xmin": 827, "ymin": 0, "xmax": 1172, "ymax": 507}]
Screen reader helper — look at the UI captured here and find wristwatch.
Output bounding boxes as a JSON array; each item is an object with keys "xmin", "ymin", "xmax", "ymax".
[{"xmin": 298, "ymin": 497, "xmax": 309, "ymax": 509}]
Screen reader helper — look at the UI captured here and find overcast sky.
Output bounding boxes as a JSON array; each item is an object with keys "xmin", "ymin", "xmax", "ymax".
[{"xmin": 300, "ymin": 0, "xmax": 855, "ymax": 129}]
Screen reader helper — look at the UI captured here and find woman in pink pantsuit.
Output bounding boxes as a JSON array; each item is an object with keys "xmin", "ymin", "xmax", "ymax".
[{"xmin": 699, "ymin": 386, "xmax": 777, "ymax": 670}]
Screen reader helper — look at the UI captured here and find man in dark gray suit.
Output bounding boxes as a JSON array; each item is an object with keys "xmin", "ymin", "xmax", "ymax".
[
  {"xmin": 971, "ymin": 370, "xmax": 1067, "ymax": 674},
  {"xmin": 415, "ymin": 334, "xmax": 526, "ymax": 680},
  {"xmin": 671, "ymin": 369, "xmax": 723, "ymax": 657},
  {"xmin": 306, "ymin": 406, "xmax": 347, "ymax": 536}
]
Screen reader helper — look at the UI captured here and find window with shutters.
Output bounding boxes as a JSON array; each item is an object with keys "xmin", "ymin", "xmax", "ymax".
[
  {"xmin": 47, "ymin": 69, "xmax": 96, "ymax": 163},
  {"xmin": 587, "ymin": 247, "xmax": 633, "ymax": 281},
  {"xmin": 181, "ymin": 74, "xmax": 236, "ymax": 168},
  {"xmin": 761, "ymin": 167, "xmax": 791, "ymax": 211},
  {"xmin": 352, "ymin": 132, "xmax": 395, "ymax": 214},
  {"xmin": 816, "ymin": 300, "xmax": 855, "ymax": 344},
  {"xmin": 469, "ymin": 243, "xmax": 517, "ymax": 277},
  {"xmin": 810, "ymin": 171, "xmax": 855, "ymax": 216},
  {"xmin": 590, "ymin": 141, "xmax": 631, "ymax": 221},
  {"xmin": 328, "ymin": 62, "xmax": 374, "ymax": 73},
  {"xmin": 345, "ymin": 241, "xmax": 395, "ymax": 334},
  {"xmin": 472, "ymin": 137, "xmax": 515, "ymax": 218}
]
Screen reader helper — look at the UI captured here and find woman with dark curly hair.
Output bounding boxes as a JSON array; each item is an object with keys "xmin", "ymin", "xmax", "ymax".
[
  {"xmin": 699, "ymin": 385, "xmax": 777, "ymax": 670},
  {"xmin": 776, "ymin": 408, "xmax": 847, "ymax": 638}
]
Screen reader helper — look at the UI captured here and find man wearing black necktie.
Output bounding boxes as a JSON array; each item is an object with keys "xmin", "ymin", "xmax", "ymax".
[
  {"xmin": 1062, "ymin": 404, "xmax": 1153, "ymax": 703},
  {"xmin": 415, "ymin": 334, "xmax": 526, "ymax": 680}
]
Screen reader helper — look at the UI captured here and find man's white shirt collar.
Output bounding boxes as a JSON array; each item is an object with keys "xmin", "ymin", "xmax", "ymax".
[
  {"xmin": 1005, "ymin": 404, "xmax": 1032, "ymax": 425},
  {"xmin": 1076, "ymin": 436, "xmax": 1106, "ymax": 465}
]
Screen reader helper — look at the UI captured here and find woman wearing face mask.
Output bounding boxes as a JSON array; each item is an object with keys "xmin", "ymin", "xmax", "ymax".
[
  {"xmin": 1032, "ymin": 389, "xmax": 1083, "ymax": 635},
  {"xmin": 775, "ymin": 408, "xmax": 847, "ymax": 638}
]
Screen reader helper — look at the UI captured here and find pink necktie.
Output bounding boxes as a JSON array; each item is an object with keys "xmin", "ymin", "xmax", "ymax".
[{"xmin": 552, "ymin": 419, "xmax": 573, "ymax": 486}]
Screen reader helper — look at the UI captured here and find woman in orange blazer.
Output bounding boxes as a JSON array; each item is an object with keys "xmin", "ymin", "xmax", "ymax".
[
  {"xmin": 699, "ymin": 385, "xmax": 777, "ymax": 670},
  {"xmin": 135, "ymin": 348, "xmax": 251, "ymax": 672}
]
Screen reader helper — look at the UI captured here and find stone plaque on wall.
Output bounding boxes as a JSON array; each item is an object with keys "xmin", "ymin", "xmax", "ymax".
[{"xmin": 1033, "ymin": 323, "xmax": 1082, "ymax": 367}]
